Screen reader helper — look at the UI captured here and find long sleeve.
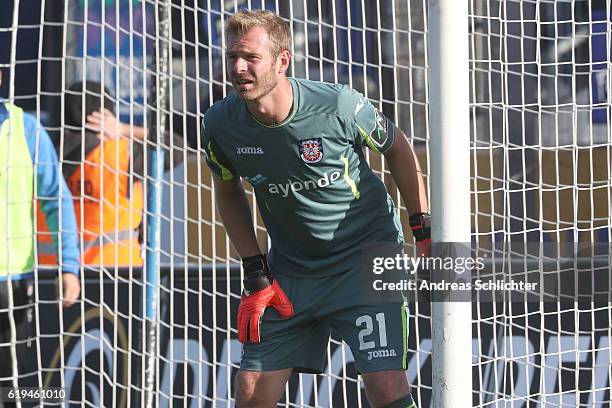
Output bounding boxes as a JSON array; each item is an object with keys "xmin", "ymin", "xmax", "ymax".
[{"xmin": 24, "ymin": 114, "xmax": 80, "ymax": 275}]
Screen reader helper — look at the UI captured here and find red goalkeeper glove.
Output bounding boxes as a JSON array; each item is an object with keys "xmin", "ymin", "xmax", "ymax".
[
  {"xmin": 237, "ymin": 254, "xmax": 294, "ymax": 344},
  {"xmin": 409, "ymin": 212, "xmax": 431, "ymax": 257}
]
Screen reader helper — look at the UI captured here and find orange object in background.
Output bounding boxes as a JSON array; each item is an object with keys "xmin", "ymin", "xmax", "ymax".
[{"xmin": 37, "ymin": 137, "xmax": 143, "ymax": 268}]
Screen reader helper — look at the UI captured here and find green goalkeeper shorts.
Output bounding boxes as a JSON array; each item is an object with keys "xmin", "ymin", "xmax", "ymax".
[{"xmin": 239, "ymin": 265, "xmax": 410, "ymax": 374}]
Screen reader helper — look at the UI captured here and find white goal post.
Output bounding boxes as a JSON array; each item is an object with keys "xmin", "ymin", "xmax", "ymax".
[
  {"xmin": 429, "ymin": 1, "xmax": 472, "ymax": 406},
  {"xmin": 0, "ymin": 0, "xmax": 610, "ymax": 407}
]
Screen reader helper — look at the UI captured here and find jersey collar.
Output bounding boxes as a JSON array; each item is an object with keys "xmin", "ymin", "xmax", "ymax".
[{"xmin": 246, "ymin": 78, "xmax": 298, "ymax": 129}]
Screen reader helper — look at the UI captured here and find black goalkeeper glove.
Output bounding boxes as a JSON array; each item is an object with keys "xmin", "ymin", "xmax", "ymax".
[{"xmin": 409, "ymin": 212, "xmax": 431, "ymax": 257}]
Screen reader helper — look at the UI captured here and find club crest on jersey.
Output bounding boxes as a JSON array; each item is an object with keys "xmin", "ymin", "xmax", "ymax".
[{"xmin": 298, "ymin": 138, "xmax": 323, "ymax": 164}]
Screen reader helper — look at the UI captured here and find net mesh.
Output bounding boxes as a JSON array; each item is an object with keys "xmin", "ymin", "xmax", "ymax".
[{"xmin": 0, "ymin": 0, "xmax": 610, "ymax": 406}]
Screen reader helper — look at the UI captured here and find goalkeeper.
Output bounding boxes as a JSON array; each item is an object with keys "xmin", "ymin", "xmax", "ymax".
[{"xmin": 202, "ymin": 10, "xmax": 429, "ymax": 408}]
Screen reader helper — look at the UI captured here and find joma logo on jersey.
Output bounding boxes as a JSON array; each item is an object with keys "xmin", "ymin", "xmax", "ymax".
[
  {"xmin": 236, "ymin": 146, "xmax": 264, "ymax": 155},
  {"xmin": 268, "ymin": 171, "xmax": 341, "ymax": 197},
  {"xmin": 367, "ymin": 348, "xmax": 397, "ymax": 361}
]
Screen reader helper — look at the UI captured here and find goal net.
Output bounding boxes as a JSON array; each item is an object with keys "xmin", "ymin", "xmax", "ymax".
[{"xmin": 0, "ymin": 0, "xmax": 610, "ymax": 406}]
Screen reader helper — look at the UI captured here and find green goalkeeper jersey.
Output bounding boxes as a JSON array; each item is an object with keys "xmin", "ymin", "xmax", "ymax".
[{"xmin": 202, "ymin": 78, "xmax": 403, "ymax": 277}]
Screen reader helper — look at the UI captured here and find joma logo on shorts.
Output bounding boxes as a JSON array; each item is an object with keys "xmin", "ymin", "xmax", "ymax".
[
  {"xmin": 367, "ymin": 349, "xmax": 397, "ymax": 361},
  {"xmin": 236, "ymin": 147, "xmax": 264, "ymax": 155}
]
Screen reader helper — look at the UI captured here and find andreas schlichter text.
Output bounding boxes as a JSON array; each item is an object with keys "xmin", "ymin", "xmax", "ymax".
[{"xmin": 373, "ymin": 279, "xmax": 538, "ymax": 292}]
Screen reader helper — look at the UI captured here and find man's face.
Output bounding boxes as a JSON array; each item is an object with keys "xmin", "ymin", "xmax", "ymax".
[{"xmin": 226, "ymin": 27, "xmax": 280, "ymax": 101}]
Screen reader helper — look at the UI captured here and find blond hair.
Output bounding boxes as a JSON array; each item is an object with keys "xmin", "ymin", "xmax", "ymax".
[{"xmin": 225, "ymin": 10, "xmax": 292, "ymax": 58}]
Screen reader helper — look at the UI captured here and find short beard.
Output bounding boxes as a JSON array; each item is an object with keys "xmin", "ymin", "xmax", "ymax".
[{"xmin": 237, "ymin": 64, "xmax": 278, "ymax": 102}]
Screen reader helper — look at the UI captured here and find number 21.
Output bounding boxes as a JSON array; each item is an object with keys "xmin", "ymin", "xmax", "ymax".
[{"xmin": 356, "ymin": 312, "xmax": 387, "ymax": 350}]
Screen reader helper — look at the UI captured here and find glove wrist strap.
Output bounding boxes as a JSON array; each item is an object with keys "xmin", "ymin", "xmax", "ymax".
[
  {"xmin": 242, "ymin": 254, "xmax": 273, "ymax": 295},
  {"xmin": 409, "ymin": 212, "xmax": 431, "ymax": 242}
]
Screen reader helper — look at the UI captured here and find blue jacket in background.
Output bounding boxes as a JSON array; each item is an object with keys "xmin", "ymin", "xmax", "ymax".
[{"xmin": 0, "ymin": 102, "xmax": 80, "ymax": 278}]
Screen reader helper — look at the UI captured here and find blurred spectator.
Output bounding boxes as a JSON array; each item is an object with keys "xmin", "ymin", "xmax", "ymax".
[
  {"xmin": 37, "ymin": 81, "xmax": 184, "ymax": 268},
  {"xmin": 0, "ymin": 69, "xmax": 80, "ymax": 403}
]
